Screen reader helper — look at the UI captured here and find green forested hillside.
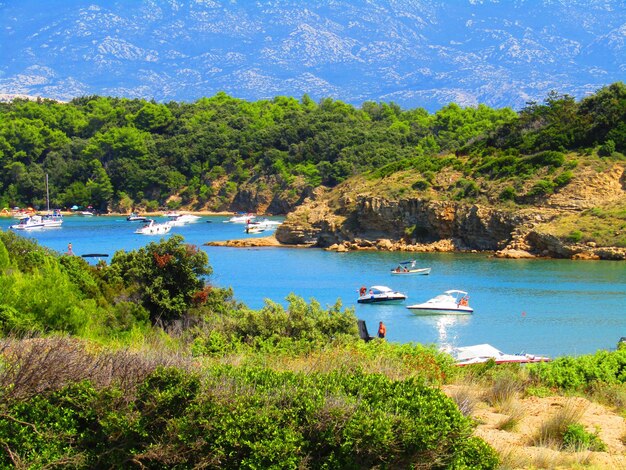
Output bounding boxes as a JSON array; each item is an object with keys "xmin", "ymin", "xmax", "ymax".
[{"xmin": 4, "ymin": 83, "xmax": 623, "ymax": 214}]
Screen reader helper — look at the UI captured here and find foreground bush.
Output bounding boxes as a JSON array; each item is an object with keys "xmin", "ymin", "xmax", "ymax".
[
  {"xmin": 0, "ymin": 339, "xmax": 498, "ymax": 469},
  {"xmin": 528, "ymin": 349, "xmax": 626, "ymax": 391}
]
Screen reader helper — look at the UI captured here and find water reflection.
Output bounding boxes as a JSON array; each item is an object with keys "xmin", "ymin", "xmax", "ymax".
[{"xmin": 408, "ymin": 314, "xmax": 472, "ymax": 348}]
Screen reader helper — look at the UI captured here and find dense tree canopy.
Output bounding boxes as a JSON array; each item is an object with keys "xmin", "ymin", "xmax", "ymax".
[{"xmin": 0, "ymin": 83, "xmax": 624, "ymax": 212}]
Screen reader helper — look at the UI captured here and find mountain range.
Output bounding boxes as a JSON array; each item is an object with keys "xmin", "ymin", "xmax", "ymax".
[{"xmin": 1, "ymin": 0, "xmax": 625, "ymax": 111}]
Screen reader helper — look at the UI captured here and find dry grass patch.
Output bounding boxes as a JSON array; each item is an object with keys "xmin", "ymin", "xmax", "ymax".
[
  {"xmin": 448, "ymin": 385, "xmax": 479, "ymax": 417},
  {"xmin": 531, "ymin": 399, "xmax": 586, "ymax": 449},
  {"xmin": 496, "ymin": 399, "xmax": 525, "ymax": 432},
  {"xmin": 444, "ymin": 382, "xmax": 626, "ymax": 469}
]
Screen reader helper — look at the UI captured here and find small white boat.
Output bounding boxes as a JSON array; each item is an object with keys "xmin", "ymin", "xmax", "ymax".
[
  {"xmin": 391, "ymin": 260, "xmax": 431, "ymax": 275},
  {"xmin": 244, "ymin": 218, "xmax": 281, "ymax": 234},
  {"xmin": 225, "ymin": 213, "xmax": 255, "ymax": 223},
  {"xmin": 10, "ymin": 215, "xmax": 46, "ymax": 230},
  {"xmin": 446, "ymin": 344, "xmax": 550, "ymax": 366},
  {"xmin": 166, "ymin": 213, "xmax": 201, "ymax": 226},
  {"xmin": 127, "ymin": 212, "xmax": 147, "ymax": 222},
  {"xmin": 357, "ymin": 285, "xmax": 407, "ymax": 304},
  {"xmin": 406, "ymin": 290, "xmax": 473, "ymax": 314},
  {"xmin": 134, "ymin": 219, "xmax": 172, "ymax": 235},
  {"xmin": 41, "ymin": 211, "xmax": 63, "ymax": 227}
]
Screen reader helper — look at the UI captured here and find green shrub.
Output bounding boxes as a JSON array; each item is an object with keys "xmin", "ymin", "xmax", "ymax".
[
  {"xmin": 412, "ymin": 179, "xmax": 430, "ymax": 191},
  {"xmin": 599, "ymin": 139, "xmax": 616, "ymax": 157},
  {"xmin": 528, "ymin": 150, "xmax": 565, "ymax": 168},
  {"xmin": 527, "ymin": 179, "xmax": 556, "ymax": 197},
  {"xmin": 528, "ymin": 349, "xmax": 626, "ymax": 391},
  {"xmin": 562, "ymin": 423, "xmax": 607, "ymax": 452},
  {"xmin": 567, "ymin": 230, "xmax": 583, "ymax": 243},
  {"xmin": 553, "ymin": 170, "xmax": 573, "ymax": 187},
  {"xmin": 499, "ymin": 186, "xmax": 516, "ymax": 201}
]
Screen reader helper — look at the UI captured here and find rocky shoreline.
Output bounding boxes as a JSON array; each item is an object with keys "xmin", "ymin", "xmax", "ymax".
[{"xmin": 205, "ymin": 232, "xmax": 626, "ymax": 260}]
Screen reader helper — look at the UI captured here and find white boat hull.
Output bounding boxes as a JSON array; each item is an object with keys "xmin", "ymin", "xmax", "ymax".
[
  {"xmin": 358, "ymin": 296, "xmax": 406, "ymax": 304},
  {"xmin": 447, "ymin": 344, "xmax": 550, "ymax": 366},
  {"xmin": 357, "ymin": 285, "xmax": 407, "ymax": 304},
  {"xmin": 391, "ymin": 267, "xmax": 431, "ymax": 275},
  {"xmin": 10, "ymin": 214, "xmax": 61, "ymax": 230},
  {"xmin": 406, "ymin": 290, "xmax": 473, "ymax": 314},
  {"xmin": 406, "ymin": 305, "xmax": 473, "ymax": 315},
  {"xmin": 135, "ymin": 221, "xmax": 172, "ymax": 235}
]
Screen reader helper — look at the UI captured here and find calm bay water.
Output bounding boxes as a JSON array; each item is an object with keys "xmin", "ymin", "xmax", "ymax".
[{"xmin": 2, "ymin": 214, "xmax": 625, "ymax": 358}]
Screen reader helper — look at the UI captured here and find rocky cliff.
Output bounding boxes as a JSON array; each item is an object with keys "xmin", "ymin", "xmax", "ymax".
[{"xmin": 275, "ymin": 164, "xmax": 626, "ymax": 260}]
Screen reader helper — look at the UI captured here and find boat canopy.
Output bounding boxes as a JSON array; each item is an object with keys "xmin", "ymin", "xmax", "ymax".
[
  {"xmin": 370, "ymin": 285, "xmax": 393, "ymax": 292},
  {"xmin": 444, "ymin": 290, "xmax": 468, "ymax": 296}
]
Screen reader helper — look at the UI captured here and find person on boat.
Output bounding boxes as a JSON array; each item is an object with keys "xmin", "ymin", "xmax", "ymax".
[
  {"xmin": 459, "ymin": 296, "xmax": 469, "ymax": 307},
  {"xmin": 378, "ymin": 321, "xmax": 386, "ymax": 339},
  {"xmin": 359, "ymin": 286, "xmax": 367, "ymax": 296}
]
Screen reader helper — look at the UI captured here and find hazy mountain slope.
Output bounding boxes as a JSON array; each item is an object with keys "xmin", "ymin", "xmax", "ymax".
[{"xmin": 1, "ymin": 0, "xmax": 624, "ymax": 111}]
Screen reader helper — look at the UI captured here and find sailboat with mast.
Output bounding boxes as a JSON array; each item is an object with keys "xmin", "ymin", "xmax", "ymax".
[
  {"xmin": 41, "ymin": 174, "xmax": 63, "ymax": 227},
  {"xmin": 11, "ymin": 175, "xmax": 63, "ymax": 230}
]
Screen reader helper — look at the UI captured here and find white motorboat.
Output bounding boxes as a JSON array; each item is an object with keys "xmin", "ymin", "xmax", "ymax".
[
  {"xmin": 357, "ymin": 285, "xmax": 407, "ymax": 304},
  {"xmin": 165, "ymin": 213, "xmax": 201, "ymax": 226},
  {"xmin": 134, "ymin": 219, "xmax": 172, "ymax": 235},
  {"xmin": 446, "ymin": 344, "xmax": 551, "ymax": 366},
  {"xmin": 391, "ymin": 260, "xmax": 431, "ymax": 275},
  {"xmin": 10, "ymin": 215, "xmax": 46, "ymax": 230},
  {"xmin": 41, "ymin": 211, "xmax": 63, "ymax": 227},
  {"xmin": 406, "ymin": 290, "xmax": 473, "ymax": 314},
  {"xmin": 244, "ymin": 218, "xmax": 281, "ymax": 234},
  {"xmin": 225, "ymin": 213, "xmax": 255, "ymax": 223},
  {"xmin": 127, "ymin": 212, "xmax": 147, "ymax": 222}
]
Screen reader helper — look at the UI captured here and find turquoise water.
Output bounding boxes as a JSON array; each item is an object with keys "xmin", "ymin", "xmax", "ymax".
[{"xmin": 2, "ymin": 215, "xmax": 625, "ymax": 358}]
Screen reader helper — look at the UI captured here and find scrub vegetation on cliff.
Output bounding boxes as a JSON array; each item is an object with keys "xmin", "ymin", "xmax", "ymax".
[{"xmin": 2, "ymin": 232, "xmax": 626, "ymax": 468}]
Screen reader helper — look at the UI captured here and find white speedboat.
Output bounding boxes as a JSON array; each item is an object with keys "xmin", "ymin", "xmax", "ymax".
[
  {"xmin": 244, "ymin": 218, "xmax": 281, "ymax": 234},
  {"xmin": 357, "ymin": 285, "xmax": 407, "ymax": 304},
  {"xmin": 10, "ymin": 215, "xmax": 46, "ymax": 230},
  {"xmin": 166, "ymin": 213, "xmax": 201, "ymax": 226},
  {"xmin": 127, "ymin": 212, "xmax": 147, "ymax": 222},
  {"xmin": 225, "ymin": 213, "xmax": 255, "ymax": 223},
  {"xmin": 134, "ymin": 219, "xmax": 172, "ymax": 235},
  {"xmin": 446, "ymin": 344, "xmax": 550, "ymax": 366},
  {"xmin": 406, "ymin": 290, "xmax": 473, "ymax": 314},
  {"xmin": 391, "ymin": 260, "xmax": 431, "ymax": 275}
]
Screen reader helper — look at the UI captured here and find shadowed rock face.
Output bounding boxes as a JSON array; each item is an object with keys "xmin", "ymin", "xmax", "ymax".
[{"xmin": 277, "ymin": 196, "xmax": 526, "ymax": 251}]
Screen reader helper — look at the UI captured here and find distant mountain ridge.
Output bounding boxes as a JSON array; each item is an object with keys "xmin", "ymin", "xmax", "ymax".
[{"xmin": 1, "ymin": 0, "xmax": 624, "ymax": 111}]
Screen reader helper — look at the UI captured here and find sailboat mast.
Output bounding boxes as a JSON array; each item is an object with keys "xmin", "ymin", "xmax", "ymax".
[{"xmin": 46, "ymin": 174, "xmax": 50, "ymax": 212}]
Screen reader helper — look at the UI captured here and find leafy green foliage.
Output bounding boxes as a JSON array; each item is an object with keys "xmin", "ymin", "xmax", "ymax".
[
  {"xmin": 562, "ymin": 423, "xmax": 607, "ymax": 451},
  {"xmin": 0, "ymin": 363, "xmax": 498, "ymax": 469},
  {"xmin": 528, "ymin": 349, "xmax": 626, "ymax": 391},
  {"xmin": 0, "ymin": 92, "xmax": 516, "ymax": 210},
  {"xmin": 107, "ymin": 235, "xmax": 211, "ymax": 325}
]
